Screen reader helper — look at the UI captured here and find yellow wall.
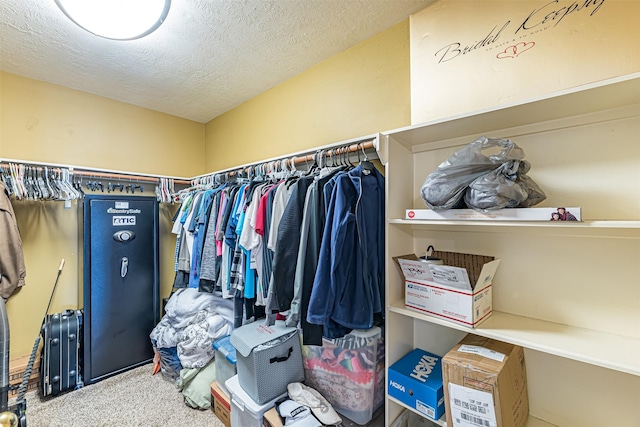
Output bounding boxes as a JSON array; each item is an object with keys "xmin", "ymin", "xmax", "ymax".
[
  {"xmin": 410, "ymin": 0, "xmax": 640, "ymax": 124},
  {"xmin": 1, "ymin": 20, "xmax": 412, "ymax": 358},
  {"xmin": 0, "ymin": 72, "xmax": 205, "ymax": 177},
  {"xmin": 204, "ymin": 20, "xmax": 412, "ymax": 171},
  {"xmin": 1, "ymin": 71, "xmax": 203, "ymax": 356}
]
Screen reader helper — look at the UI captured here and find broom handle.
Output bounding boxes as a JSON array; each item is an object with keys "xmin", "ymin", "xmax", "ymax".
[
  {"xmin": 44, "ymin": 259, "xmax": 65, "ymax": 315},
  {"xmin": 16, "ymin": 259, "xmax": 65, "ymax": 402}
]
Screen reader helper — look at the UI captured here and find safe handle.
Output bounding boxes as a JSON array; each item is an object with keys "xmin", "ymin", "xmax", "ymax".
[{"xmin": 120, "ymin": 257, "xmax": 129, "ymax": 278}]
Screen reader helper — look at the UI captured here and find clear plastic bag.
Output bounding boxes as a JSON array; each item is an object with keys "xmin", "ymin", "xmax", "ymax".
[{"xmin": 420, "ymin": 136, "xmax": 525, "ymax": 210}]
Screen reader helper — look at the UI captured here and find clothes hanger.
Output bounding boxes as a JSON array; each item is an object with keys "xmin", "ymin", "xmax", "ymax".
[
  {"xmin": 0, "ymin": 165, "xmax": 12, "ymax": 195},
  {"xmin": 303, "ymin": 151, "xmax": 321, "ymax": 177},
  {"xmin": 36, "ymin": 167, "xmax": 49, "ymax": 199},
  {"xmin": 359, "ymin": 142, "xmax": 374, "ymax": 175}
]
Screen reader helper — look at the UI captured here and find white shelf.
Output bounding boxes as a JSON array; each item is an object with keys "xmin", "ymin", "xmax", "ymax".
[
  {"xmin": 383, "ymin": 72, "xmax": 640, "ymax": 426},
  {"xmin": 388, "ymin": 396, "xmax": 557, "ymax": 427},
  {"xmin": 389, "ymin": 218, "xmax": 640, "ymax": 230},
  {"xmin": 384, "ymin": 73, "xmax": 640, "ymax": 148},
  {"xmin": 389, "ymin": 302, "xmax": 640, "ymax": 376}
]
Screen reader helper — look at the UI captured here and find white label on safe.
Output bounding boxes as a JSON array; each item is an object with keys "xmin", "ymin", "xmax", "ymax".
[
  {"xmin": 448, "ymin": 383, "xmax": 497, "ymax": 427},
  {"xmin": 107, "ymin": 208, "xmax": 141, "ymax": 214},
  {"xmin": 113, "ymin": 216, "xmax": 136, "ymax": 226},
  {"xmin": 415, "ymin": 400, "xmax": 435, "ymax": 419},
  {"xmin": 458, "ymin": 345, "xmax": 505, "ymax": 362},
  {"xmin": 115, "ymin": 201, "xmax": 129, "ymax": 209}
]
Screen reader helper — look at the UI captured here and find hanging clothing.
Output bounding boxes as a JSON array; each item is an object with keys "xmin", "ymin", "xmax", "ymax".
[
  {"xmin": 0, "ymin": 181, "xmax": 26, "ymax": 300},
  {"xmin": 306, "ymin": 165, "xmax": 385, "ymax": 339},
  {"xmin": 286, "ymin": 167, "xmax": 345, "ymax": 345},
  {"xmin": 198, "ymin": 190, "xmax": 223, "ymax": 293},
  {"xmin": 270, "ymin": 176, "xmax": 315, "ymax": 312}
]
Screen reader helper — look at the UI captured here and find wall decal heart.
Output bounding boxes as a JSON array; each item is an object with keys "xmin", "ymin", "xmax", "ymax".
[{"xmin": 497, "ymin": 41, "xmax": 535, "ymax": 59}]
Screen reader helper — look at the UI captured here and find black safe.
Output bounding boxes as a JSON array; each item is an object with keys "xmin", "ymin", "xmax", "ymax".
[{"xmin": 81, "ymin": 195, "xmax": 160, "ymax": 384}]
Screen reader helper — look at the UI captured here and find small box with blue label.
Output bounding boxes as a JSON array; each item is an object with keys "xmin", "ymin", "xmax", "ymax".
[{"xmin": 388, "ymin": 348, "xmax": 444, "ymax": 421}]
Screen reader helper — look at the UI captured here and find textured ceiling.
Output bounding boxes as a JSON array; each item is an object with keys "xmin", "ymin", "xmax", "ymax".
[{"xmin": 0, "ymin": 0, "xmax": 433, "ymax": 123}]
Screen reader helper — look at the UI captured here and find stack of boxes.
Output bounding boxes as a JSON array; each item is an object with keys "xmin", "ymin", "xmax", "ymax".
[
  {"xmin": 210, "ymin": 251, "xmax": 525, "ymax": 426},
  {"xmin": 388, "ymin": 335, "xmax": 529, "ymax": 427},
  {"xmin": 210, "ymin": 335, "xmax": 237, "ymax": 427},
  {"xmin": 389, "ymin": 251, "xmax": 529, "ymax": 427},
  {"xmin": 211, "ymin": 320, "xmax": 305, "ymax": 427}
]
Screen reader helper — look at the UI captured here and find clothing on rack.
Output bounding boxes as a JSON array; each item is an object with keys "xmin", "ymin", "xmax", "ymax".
[
  {"xmin": 169, "ymin": 146, "xmax": 385, "ymax": 343},
  {"xmin": 0, "ymin": 181, "xmax": 26, "ymax": 300},
  {"xmin": 306, "ymin": 165, "xmax": 385, "ymax": 339}
]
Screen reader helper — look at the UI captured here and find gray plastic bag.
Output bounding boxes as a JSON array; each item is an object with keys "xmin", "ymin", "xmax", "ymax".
[
  {"xmin": 464, "ymin": 159, "xmax": 546, "ymax": 209},
  {"xmin": 420, "ymin": 136, "xmax": 525, "ymax": 210}
]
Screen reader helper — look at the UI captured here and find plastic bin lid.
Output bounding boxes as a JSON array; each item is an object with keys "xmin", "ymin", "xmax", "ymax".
[
  {"xmin": 348, "ymin": 326, "xmax": 381, "ymax": 339},
  {"xmin": 225, "ymin": 375, "xmax": 286, "ymax": 414},
  {"xmin": 213, "ymin": 335, "xmax": 237, "ymax": 364}
]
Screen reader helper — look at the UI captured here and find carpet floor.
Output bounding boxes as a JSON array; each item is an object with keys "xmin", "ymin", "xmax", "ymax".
[{"xmin": 15, "ymin": 364, "xmax": 225, "ymax": 427}]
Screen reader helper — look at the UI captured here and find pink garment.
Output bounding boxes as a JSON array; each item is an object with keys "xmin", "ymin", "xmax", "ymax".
[{"xmin": 215, "ymin": 192, "xmax": 228, "ymax": 256}]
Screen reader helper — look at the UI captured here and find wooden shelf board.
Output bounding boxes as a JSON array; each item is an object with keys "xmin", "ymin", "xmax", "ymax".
[
  {"xmin": 383, "ymin": 73, "xmax": 640, "ymax": 148},
  {"xmin": 389, "ymin": 218, "xmax": 640, "ymax": 230},
  {"xmin": 388, "ymin": 303, "xmax": 640, "ymax": 376},
  {"xmin": 388, "ymin": 396, "xmax": 557, "ymax": 427}
]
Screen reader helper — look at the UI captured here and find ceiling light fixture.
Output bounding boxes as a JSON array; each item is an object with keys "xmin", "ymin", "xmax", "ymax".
[{"xmin": 55, "ymin": 0, "xmax": 171, "ymax": 41}]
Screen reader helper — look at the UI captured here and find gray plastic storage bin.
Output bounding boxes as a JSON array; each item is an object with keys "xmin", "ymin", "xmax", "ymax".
[{"xmin": 230, "ymin": 320, "xmax": 304, "ymax": 404}]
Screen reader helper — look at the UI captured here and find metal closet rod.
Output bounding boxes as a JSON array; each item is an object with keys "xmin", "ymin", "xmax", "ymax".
[
  {"xmin": 0, "ymin": 158, "xmax": 192, "ymax": 185},
  {"xmin": 1, "ymin": 135, "xmax": 378, "ymax": 187},
  {"xmin": 193, "ymin": 136, "xmax": 378, "ymax": 182}
]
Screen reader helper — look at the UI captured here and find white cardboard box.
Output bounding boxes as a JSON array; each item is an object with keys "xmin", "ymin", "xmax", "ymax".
[
  {"xmin": 395, "ymin": 253, "xmax": 500, "ymax": 328},
  {"xmin": 405, "ymin": 207, "xmax": 581, "ymax": 221}
]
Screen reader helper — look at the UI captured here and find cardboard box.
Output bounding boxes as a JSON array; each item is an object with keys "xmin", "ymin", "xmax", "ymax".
[
  {"xmin": 442, "ymin": 335, "xmax": 529, "ymax": 427},
  {"xmin": 211, "ymin": 381, "xmax": 231, "ymax": 427},
  {"xmin": 262, "ymin": 407, "xmax": 284, "ymax": 427},
  {"xmin": 395, "ymin": 252, "xmax": 500, "ymax": 328},
  {"xmin": 9, "ymin": 354, "xmax": 41, "ymax": 397},
  {"xmin": 388, "ymin": 348, "xmax": 445, "ymax": 421},
  {"xmin": 405, "ymin": 207, "xmax": 582, "ymax": 221}
]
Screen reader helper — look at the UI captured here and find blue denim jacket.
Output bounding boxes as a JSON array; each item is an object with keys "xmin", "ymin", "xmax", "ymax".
[{"xmin": 306, "ymin": 164, "xmax": 385, "ymax": 338}]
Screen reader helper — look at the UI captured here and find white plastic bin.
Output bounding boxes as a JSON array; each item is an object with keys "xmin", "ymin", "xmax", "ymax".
[
  {"xmin": 225, "ymin": 375, "xmax": 286, "ymax": 427},
  {"xmin": 213, "ymin": 335, "xmax": 237, "ymax": 396}
]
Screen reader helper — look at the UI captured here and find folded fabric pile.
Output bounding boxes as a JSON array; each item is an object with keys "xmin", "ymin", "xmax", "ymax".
[{"xmin": 150, "ymin": 288, "xmax": 235, "ymax": 409}]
